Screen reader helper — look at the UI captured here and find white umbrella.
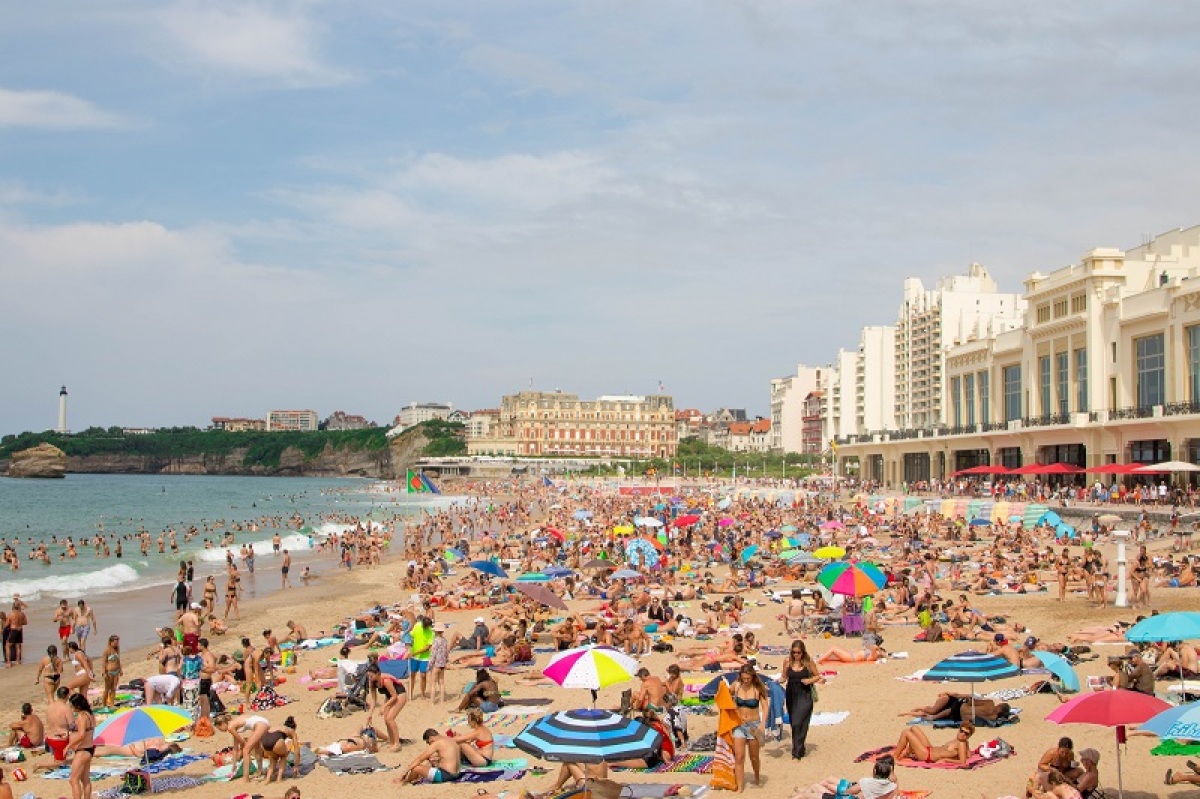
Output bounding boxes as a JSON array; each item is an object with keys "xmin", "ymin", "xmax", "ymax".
[
  {"xmin": 1136, "ymin": 461, "xmax": 1200, "ymax": 472},
  {"xmin": 633, "ymin": 517, "xmax": 662, "ymax": 527}
]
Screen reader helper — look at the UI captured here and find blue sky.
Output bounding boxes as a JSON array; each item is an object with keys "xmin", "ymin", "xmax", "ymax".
[{"xmin": 3, "ymin": 2, "xmax": 1200, "ymax": 434}]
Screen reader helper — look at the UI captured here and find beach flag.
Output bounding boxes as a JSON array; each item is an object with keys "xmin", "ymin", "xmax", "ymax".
[
  {"xmin": 407, "ymin": 470, "xmax": 440, "ymax": 494},
  {"xmin": 542, "ymin": 476, "xmax": 554, "ymax": 488}
]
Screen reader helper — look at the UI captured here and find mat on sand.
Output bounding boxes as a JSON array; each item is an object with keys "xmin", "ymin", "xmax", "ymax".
[
  {"xmin": 614, "ymin": 754, "xmax": 713, "ymax": 774},
  {"xmin": 459, "ymin": 768, "xmax": 528, "ymax": 783},
  {"xmin": 1151, "ymin": 739, "xmax": 1200, "ymax": 756},
  {"xmin": 855, "ymin": 745, "xmax": 1008, "ymax": 770}
]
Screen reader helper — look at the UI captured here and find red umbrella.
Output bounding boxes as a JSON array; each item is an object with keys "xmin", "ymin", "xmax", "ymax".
[
  {"xmin": 671, "ymin": 514, "xmax": 700, "ymax": 528},
  {"xmin": 1045, "ymin": 689, "xmax": 1170, "ymax": 798},
  {"xmin": 543, "ymin": 527, "xmax": 565, "ymax": 542},
  {"xmin": 952, "ymin": 465, "xmax": 1011, "ymax": 477},
  {"xmin": 1082, "ymin": 464, "xmax": 1139, "ymax": 474},
  {"xmin": 1038, "ymin": 463, "xmax": 1083, "ymax": 474}
]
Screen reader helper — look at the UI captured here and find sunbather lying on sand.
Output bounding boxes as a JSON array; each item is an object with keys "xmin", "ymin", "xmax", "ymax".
[{"xmin": 892, "ymin": 721, "xmax": 973, "ymax": 765}]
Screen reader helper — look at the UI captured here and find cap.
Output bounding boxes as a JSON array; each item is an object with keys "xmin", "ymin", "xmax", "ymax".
[
  {"xmin": 474, "ymin": 617, "xmax": 486, "ymax": 624},
  {"xmin": 190, "ymin": 602, "xmax": 202, "ymax": 610},
  {"xmin": 433, "ymin": 623, "xmax": 448, "ymax": 633},
  {"xmin": 1127, "ymin": 646, "xmax": 1141, "ymax": 657},
  {"xmin": 994, "ymin": 633, "xmax": 1007, "ymax": 644},
  {"xmin": 1024, "ymin": 636, "xmax": 1038, "ymax": 649}
]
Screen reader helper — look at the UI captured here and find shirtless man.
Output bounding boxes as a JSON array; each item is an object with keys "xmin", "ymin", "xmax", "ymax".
[
  {"xmin": 73, "ymin": 600, "xmax": 97, "ymax": 652},
  {"xmin": 892, "ymin": 721, "xmax": 974, "ymax": 765},
  {"xmin": 52, "ymin": 600, "xmax": 73, "ymax": 651},
  {"xmin": 7, "ymin": 703, "xmax": 44, "ymax": 748},
  {"xmin": 197, "ymin": 638, "xmax": 216, "ymax": 721},
  {"xmin": 633, "ymin": 667, "xmax": 668, "ymax": 712},
  {"xmin": 44, "ymin": 686, "xmax": 71, "ymax": 762},
  {"xmin": 987, "ymin": 634, "xmax": 1041, "ymax": 669},
  {"xmin": 281, "ymin": 550, "xmax": 292, "ymax": 589},
  {"xmin": 178, "ymin": 604, "xmax": 203, "ymax": 653},
  {"xmin": 396, "ymin": 728, "xmax": 462, "ymax": 784},
  {"xmin": 284, "ymin": 620, "xmax": 308, "ymax": 644},
  {"xmin": 3, "ymin": 602, "xmax": 26, "ymax": 666}
]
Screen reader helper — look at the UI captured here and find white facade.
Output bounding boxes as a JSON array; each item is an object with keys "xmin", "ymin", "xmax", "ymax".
[
  {"xmin": 769, "ymin": 364, "xmax": 822, "ymax": 452},
  {"xmin": 858, "ymin": 325, "xmax": 897, "ymax": 433},
  {"xmin": 266, "ymin": 409, "xmax": 318, "ymax": 431},
  {"xmin": 894, "ymin": 263, "xmax": 1026, "ymax": 429},
  {"xmin": 465, "ymin": 411, "xmax": 498, "ymax": 439},
  {"xmin": 388, "ymin": 402, "xmax": 455, "ymax": 436},
  {"xmin": 826, "ymin": 349, "xmax": 859, "ymax": 439}
]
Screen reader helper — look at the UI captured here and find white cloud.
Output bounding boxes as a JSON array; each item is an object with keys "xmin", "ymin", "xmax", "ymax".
[
  {"xmin": 0, "ymin": 88, "xmax": 126, "ymax": 130},
  {"xmin": 152, "ymin": 3, "xmax": 349, "ymax": 86}
]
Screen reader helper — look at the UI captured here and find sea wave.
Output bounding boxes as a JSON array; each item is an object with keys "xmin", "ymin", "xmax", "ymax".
[
  {"xmin": 194, "ymin": 532, "xmax": 314, "ymax": 563},
  {"xmin": 0, "ymin": 563, "xmax": 142, "ymax": 601}
]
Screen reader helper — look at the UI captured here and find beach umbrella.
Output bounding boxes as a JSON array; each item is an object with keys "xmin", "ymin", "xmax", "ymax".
[
  {"xmin": 611, "ymin": 568, "xmax": 641, "ymax": 580},
  {"xmin": 1055, "ymin": 523, "xmax": 1076, "ymax": 539},
  {"xmin": 611, "ymin": 524, "xmax": 634, "ymax": 535},
  {"xmin": 95, "ymin": 705, "xmax": 193, "ymax": 750},
  {"xmin": 1135, "ymin": 461, "xmax": 1200, "ymax": 473},
  {"xmin": 543, "ymin": 526, "xmax": 565, "ymax": 542},
  {"xmin": 634, "ymin": 516, "xmax": 663, "ymax": 528},
  {"xmin": 764, "ymin": 530, "xmax": 782, "ymax": 539},
  {"xmin": 672, "ymin": 514, "xmax": 701, "ymax": 528},
  {"xmin": 817, "ymin": 562, "xmax": 887, "ymax": 597},
  {"xmin": 819, "ymin": 520, "xmax": 845, "ymax": 531},
  {"xmin": 542, "ymin": 646, "xmax": 640, "ymax": 704},
  {"xmin": 469, "ymin": 560, "xmax": 509, "ymax": 579},
  {"xmin": 923, "ymin": 651, "xmax": 1019, "ymax": 714},
  {"xmin": 968, "ymin": 518, "xmax": 992, "ymax": 527},
  {"xmin": 1008, "ymin": 514, "xmax": 1023, "ymax": 524},
  {"xmin": 515, "ymin": 582, "xmax": 568, "ymax": 610},
  {"xmin": 717, "ymin": 497, "xmax": 733, "ymax": 510},
  {"xmin": 1046, "ymin": 690, "xmax": 1171, "ymax": 798},
  {"xmin": 1127, "ymin": 612, "xmax": 1200, "ymax": 691},
  {"xmin": 513, "ymin": 708, "xmax": 661, "ymax": 765},
  {"xmin": 718, "ymin": 517, "xmax": 735, "ymax": 528},
  {"xmin": 1098, "ymin": 514, "xmax": 1122, "ymax": 526},
  {"xmin": 813, "ymin": 546, "xmax": 846, "ymax": 560},
  {"xmin": 787, "ymin": 552, "xmax": 824, "ymax": 566},
  {"xmin": 740, "ymin": 545, "xmax": 760, "ymax": 563},
  {"xmin": 573, "ymin": 509, "xmax": 594, "ymax": 520},
  {"xmin": 781, "ymin": 524, "xmax": 798, "ymax": 533},
  {"xmin": 443, "ymin": 547, "xmax": 464, "ymax": 562},
  {"xmin": 1031, "ymin": 650, "xmax": 1080, "ymax": 693},
  {"xmin": 1038, "ymin": 511, "xmax": 1063, "ymax": 527},
  {"xmin": 786, "ymin": 534, "xmax": 812, "ymax": 547},
  {"xmin": 1023, "ymin": 503, "xmax": 1049, "ymax": 527},
  {"xmin": 625, "ymin": 538, "xmax": 658, "ymax": 568},
  {"xmin": 543, "ymin": 565, "xmax": 572, "ymax": 578},
  {"xmin": 583, "ymin": 558, "xmax": 613, "ymax": 570},
  {"xmin": 1140, "ymin": 700, "xmax": 1200, "ymax": 740}
]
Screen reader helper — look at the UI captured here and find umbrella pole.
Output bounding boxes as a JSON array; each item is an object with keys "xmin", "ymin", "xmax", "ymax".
[
  {"xmin": 1115, "ymin": 726, "xmax": 1124, "ymax": 799},
  {"xmin": 591, "ymin": 688, "xmax": 598, "ymax": 709}
]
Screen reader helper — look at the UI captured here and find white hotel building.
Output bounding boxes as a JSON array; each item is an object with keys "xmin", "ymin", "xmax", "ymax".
[{"xmin": 835, "ymin": 226, "xmax": 1200, "ymax": 485}]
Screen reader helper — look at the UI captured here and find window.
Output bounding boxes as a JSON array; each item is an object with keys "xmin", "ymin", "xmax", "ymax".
[
  {"xmin": 1003, "ymin": 365, "xmax": 1022, "ymax": 422},
  {"xmin": 951, "ymin": 377, "xmax": 962, "ymax": 427},
  {"xmin": 1190, "ymin": 326, "xmax": 1200, "ymax": 403},
  {"xmin": 979, "ymin": 371, "xmax": 990, "ymax": 425},
  {"xmin": 1036, "ymin": 304, "xmax": 1051, "ymax": 323},
  {"xmin": 1135, "ymin": 333, "xmax": 1165, "ymax": 408},
  {"xmin": 1053, "ymin": 298, "xmax": 1068, "ymax": 318},
  {"xmin": 1056, "ymin": 352, "xmax": 1069, "ymax": 416},
  {"xmin": 1075, "ymin": 348, "xmax": 1088, "ymax": 413},
  {"xmin": 1071, "ymin": 293, "xmax": 1087, "ymax": 313},
  {"xmin": 1039, "ymin": 356, "xmax": 1051, "ymax": 416},
  {"xmin": 964, "ymin": 374, "xmax": 976, "ymax": 426}
]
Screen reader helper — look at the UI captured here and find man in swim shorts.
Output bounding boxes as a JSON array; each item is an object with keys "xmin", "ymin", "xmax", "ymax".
[
  {"xmin": 397, "ymin": 729, "xmax": 462, "ymax": 784},
  {"xmin": 6, "ymin": 704, "xmax": 43, "ymax": 749}
]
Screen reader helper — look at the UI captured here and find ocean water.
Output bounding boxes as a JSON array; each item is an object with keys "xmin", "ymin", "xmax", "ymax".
[{"xmin": 0, "ymin": 473, "xmax": 458, "ymax": 602}]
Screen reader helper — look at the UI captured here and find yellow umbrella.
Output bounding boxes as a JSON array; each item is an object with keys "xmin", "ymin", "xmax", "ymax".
[
  {"xmin": 813, "ymin": 546, "xmax": 846, "ymax": 560},
  {"xmin": 612, "ymin": 525, "xmax": 634, "ymax": 535}
]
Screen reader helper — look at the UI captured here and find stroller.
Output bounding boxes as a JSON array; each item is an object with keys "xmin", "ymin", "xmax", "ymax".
[{"xmin": 341, "ymin": 664, "xmax": 370, "ymax": 711}]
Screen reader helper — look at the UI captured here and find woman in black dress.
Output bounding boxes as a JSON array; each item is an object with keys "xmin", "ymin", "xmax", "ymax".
[{"xmin": 781, "ymin": 639, "xmax": 823, "ymax": 759}]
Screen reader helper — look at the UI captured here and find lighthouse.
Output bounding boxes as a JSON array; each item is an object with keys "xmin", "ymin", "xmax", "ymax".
[{"xmin": 57, "ymin": 386, "xmax": 68, "ymax": 434}]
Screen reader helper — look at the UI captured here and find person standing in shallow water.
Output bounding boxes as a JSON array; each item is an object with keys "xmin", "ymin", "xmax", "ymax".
[{"xmin": 781, "ymin": 639, "xmax": 823, "ymax": 760}]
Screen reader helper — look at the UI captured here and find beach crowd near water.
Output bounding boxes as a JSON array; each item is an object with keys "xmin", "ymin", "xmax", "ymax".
[{"xmin": 0, "ymin": 475, "xmax": 1198, "ymax": 799}]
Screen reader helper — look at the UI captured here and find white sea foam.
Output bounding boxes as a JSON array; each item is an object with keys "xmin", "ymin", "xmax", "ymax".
[
  {"xmin": 0, "ymin": 563, "xmax": 142, "ymax": 601},
  {"xmin": 194, "ymin": 532, "xmax": 314, "ymax": 563}
]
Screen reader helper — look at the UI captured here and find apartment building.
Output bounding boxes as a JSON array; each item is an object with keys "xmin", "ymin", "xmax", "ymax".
[{"xmin": 266, "ymin": 410, "xmax": 319, "ymax": 432}]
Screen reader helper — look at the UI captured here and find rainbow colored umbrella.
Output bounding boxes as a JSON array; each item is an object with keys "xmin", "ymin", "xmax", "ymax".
[
  {"xmin": 543, "ymin": 645, "xmax": 639, "ymax": 705},
  {"xmin": 817, "ymin": 561, "xmax": 887, "ymax": 597},
  {"xmin": 95, "ymin": 705, "xmax": 193, "ymax": 747}
]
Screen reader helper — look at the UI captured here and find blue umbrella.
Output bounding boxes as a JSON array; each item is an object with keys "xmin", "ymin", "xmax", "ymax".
[
  {"xmin": 968, "ymin": 518, "xmax": 992, "ymax": 527},
  {"xmin": 1140, "ymin": 700, "xmax": 1200, "ymax": 740},
  {"xmin": 764, "ymin": 530, "xmax": 782, "ymax": 539},
  {"xmin": 1126, "ymin": 612, "xmax": 1200, "ymax": 643},
  {"xmin": 468, "ymin": 560, "xmax": 509, "ymax": 579},
  {"xmin": 543, "ymin": 565, "xmax": 573, "ymax": 578},
  {"xmin": 611, "ymin": 569, "xmax": 641, "ymax": 580},
  {"xmin": 1055, "ymin": 523, "xmax": 1076, "ymax": 539},
  {"xmin": 924, "ymin": 650, "xmax": 1020, "ymax": 713},
  {"xmin": 787, "ymin": 552, "xmax": 824, "ymax": 566},
  {"xmin": 514, "ymin": 708, "xmax": 662, "ymax": 764},
  {"xmin": 573, "ymin": 509, "xmax": 594, "ymax": 520},
  {"xmin": 1031, "ymin": 650, "xmax": 1080, "ymax": 693},
  {"xmin": 740, "ymin": 545, "xmax": 760, "ymax": 563}
]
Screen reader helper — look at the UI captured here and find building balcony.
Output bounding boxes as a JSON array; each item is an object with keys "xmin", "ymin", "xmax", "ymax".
[
  {"xmin": 1108, "ymin": 405, "xmax": 1157, "ymax": 421},
  {"xmin": 1022, "ymin": 413, "xmax": 1071, "ymax": 427}
]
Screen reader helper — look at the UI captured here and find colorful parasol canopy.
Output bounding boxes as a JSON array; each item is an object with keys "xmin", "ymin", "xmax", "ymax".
[
  {"xmin": 513, "ymin": 708, "xmax": 661, "ymax": 764},
  {"xmin": 817, "ymin": 561, "xmax": 887, "ymax": 596},
  {"xmin": 542, "ymin": 645, "xmax": 639, "ymax": 691},
  {"xmin": 95, "ymin": 705, "xmax": 194, "ymax": 747}
]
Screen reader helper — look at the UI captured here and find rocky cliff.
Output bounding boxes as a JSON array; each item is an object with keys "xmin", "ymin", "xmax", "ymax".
[{"xmin": 6, "ymin": 442, "xmax": 68, "ymax": 478}]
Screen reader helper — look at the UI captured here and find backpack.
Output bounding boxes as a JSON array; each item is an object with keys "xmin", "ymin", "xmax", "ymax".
[
  {"xmin": 515, "ymin": 643, "xmax": 533, "ymax": 663},
  {"xmin": 121, "ymin": 770, "xmax": 151, "ymax": 794},
  {"xmin": 317, "ymin": 697, "xmax": 348, "ymax": 719}
]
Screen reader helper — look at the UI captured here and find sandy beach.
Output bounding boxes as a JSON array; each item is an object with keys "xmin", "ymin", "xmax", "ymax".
[{"xmin": 0, "ymin": 485, "xmax": 1192, "ymax": 799}]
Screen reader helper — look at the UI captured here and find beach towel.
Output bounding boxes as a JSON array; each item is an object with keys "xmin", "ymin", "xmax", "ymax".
[
  {"xmin": 896, "ymin": 669, "xmax": 929, "ymax": 683},
  {"xmin": 625, "ymin": 785, "xmax": 710, "ymax": 798},
  {"xmin": 1151, "ymin": 739, "xmax": 1200, "ymax": 756},
  {"xmin": 459, "ymin": 769, "xmax": 528, "ymax": 782},
  {"xmin": 464, "ymin": 758, "xmax": 528, "ymax": 772},
  {"xmin": 614, "ymin": 754, "xmax": 713, "ymax": 774},
  {"xmin": 503, "ymin": 697, "xmax": 553, "ymax": 705},
  {"xmin": 321, "ymin": 753, "xmax": 388, "ymax": 774},
  {"xmin": 811, "ymin": 711, "xmax": 850, "ymax": 726},
  {"xmin": 96, "ymin": 775, "xmax": 205, "ymax": 797}
]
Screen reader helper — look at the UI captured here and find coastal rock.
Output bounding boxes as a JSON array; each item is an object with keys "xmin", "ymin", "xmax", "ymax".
[{"xmin": 6, "ymin": 442, "xmax": 67, "ymax": 478}]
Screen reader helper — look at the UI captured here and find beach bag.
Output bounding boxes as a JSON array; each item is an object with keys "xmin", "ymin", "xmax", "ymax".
[
  {"xmin": 194, "ymin": 716, "xmax": 214, "ymax": 738},
  {"xmin": 121, "ymin": 770, "xmax": 151, "ymax": 794},
  {"xmin": 710, "ymin": 735, "xmax": 737, "ymax": 791},
  {"xmin": 582, "ymin": 778, "xmax": 630, "ymax": 799},
  {"xmin": 515, "ymin": 643, "xmax": 533, "ymax": 663}
]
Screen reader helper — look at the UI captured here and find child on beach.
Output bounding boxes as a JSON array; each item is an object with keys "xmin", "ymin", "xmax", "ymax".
[{"xmin": 430, "ymin": 622, "xmax": 449, "ymax": 702}]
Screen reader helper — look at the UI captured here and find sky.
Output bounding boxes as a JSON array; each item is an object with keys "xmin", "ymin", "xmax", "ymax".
[{"xmin": 3, "ymin": 2, "xmax": 1200, "ymax": 434}]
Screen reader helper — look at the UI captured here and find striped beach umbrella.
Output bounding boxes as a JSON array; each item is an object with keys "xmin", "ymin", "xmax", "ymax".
[
  {"xmin": 514, "ymin": 708, "xmax": 662, "ymax": 764},
  {"xmin": 817, "ymin": 562, "xmax": 887, "ymax": 597},
  {"xmin": 923, "ymin": 651, "xmax": 1019, "ymax": 714},
  {"xmin": 1023, "ymin": 503, "xmax": 1049, "ymax": 527}
]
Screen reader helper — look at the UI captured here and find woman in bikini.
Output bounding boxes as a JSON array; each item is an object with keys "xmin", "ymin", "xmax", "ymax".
[
  {"xmin": 202, "ymin": 576, "xmax": 218, "ymax": 616},
  {"xmin": 100, "ymin": 636, "xmax": 121, "ymax": 708},
  {"xmin": 455, "ymin": 709, "xmax": 495, "ymax": 767},
  {"xmin": 818, "ymin": 640, "xmax": 887, "ymax": 664},
  {"xmin": 258, "ymin": 716, "xmax": 300, "ymax": 783},
  {"xmin": 1056, "ymin": 548, "xmax": 1070, "ymax": 602},
  {"xmin": 730, "ymin": 663, "xmax": 769, "ymax": 792},
  {"xmin": 67, "ymin": 692, "xmax": 95, "ymax": 799},
  {"xmin": 365, "ymin": 653, "xmax": 408, "ymax": 752},
  {"xmin": 34, "ymin": 645, "xmax": 62, "ymax": 703},
  {"xmin": 892, "ymin": 721, "xmax": 973, "ymax": 765},
  {"xmin": 65, "ymin": 642, "xmax": 93, "ymax": 694},
  {"xmin": 317, "ymin": 729, "xmax": 378, "ymax": 757},
  {"xmin": 214, "ymin": 712, "xmax": 271, "ymax": 783}
]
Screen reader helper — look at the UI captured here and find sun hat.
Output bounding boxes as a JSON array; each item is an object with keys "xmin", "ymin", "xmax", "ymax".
[{"xmin": 433, "ymin": 623, "xmax": 448, "ymax": 632}]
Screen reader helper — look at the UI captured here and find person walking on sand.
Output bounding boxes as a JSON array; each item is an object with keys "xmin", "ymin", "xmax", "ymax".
[
  {"xmin": 66, "ymin": 692, "xmax": 96, "ymax": 799},
  {"xmin": 4, "ymin": 600, "xmax": 27, "ymax": 666},
  {"xmin": 280, "ymin": 550, "xmax": 291, "ymax": 589},
  {"xmin": 225, "ymin": 567, "xmax": 241, "ymax": 620},
  {"xmin": 730, "ymin": 663, "xmax": 769, "ymax": 792},
  {"xmin": 781, "ymin": 639, "xmax": 823, "ymax": 760},
  {"xmin": 73, "ymin": 600, "xmax": 97, "ymax": 653},
  {"xmin": 53, "ymin": 600, "xmax": 73, "ymax": 651}
]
